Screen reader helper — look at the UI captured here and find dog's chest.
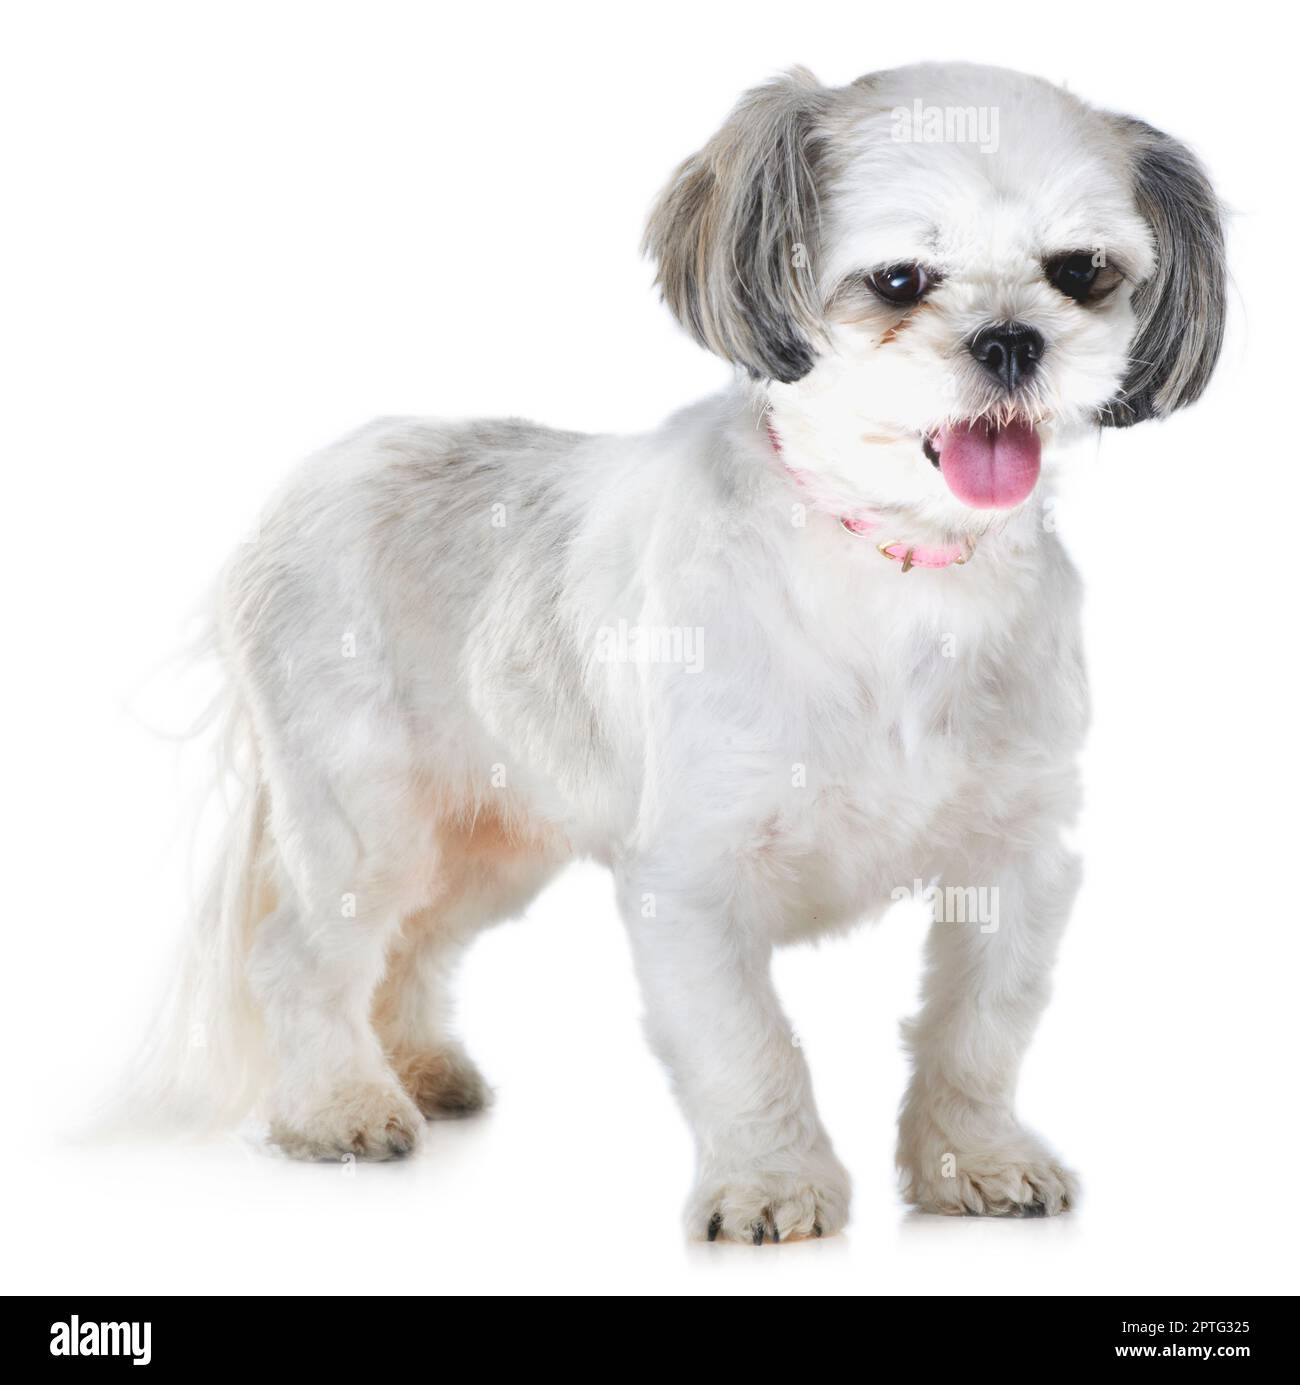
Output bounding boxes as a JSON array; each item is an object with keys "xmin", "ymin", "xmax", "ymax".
[
  {"xmin": 769, "ymin": 603, "xmax": 1025, "ymax": 937},
  {"xmin": 839, "ymin": 645, "xmax": 977, "ymax": 800}
]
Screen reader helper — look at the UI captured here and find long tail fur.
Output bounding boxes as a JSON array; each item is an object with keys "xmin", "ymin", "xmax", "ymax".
[{"xmin": 106, "ymin": 684, "xmax": 274, "ymax": 1136}]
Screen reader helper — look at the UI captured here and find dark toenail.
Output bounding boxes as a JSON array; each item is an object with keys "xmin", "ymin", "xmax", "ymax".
[
  {"xmin": 706, "ymin": 1213, "xmax": 722, "ymax": 1242},
  {"xmin": 813, "ymin": 1222, "xmax": 823, "ymax": 1237},
  {"xmin": 752, "ymin": 1223, "xmax": 765, "ymax": 1246}
]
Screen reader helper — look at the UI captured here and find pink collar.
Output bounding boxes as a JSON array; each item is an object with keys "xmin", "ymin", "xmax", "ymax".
[{"xmin": 765, "ymin": 418, "xmax": 973, "ymax": 571}]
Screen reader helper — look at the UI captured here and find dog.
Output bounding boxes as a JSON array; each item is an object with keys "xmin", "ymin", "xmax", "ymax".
[{"xmin": 144, "ymin": 62, "xmax": 1224, "ymax": 1243}]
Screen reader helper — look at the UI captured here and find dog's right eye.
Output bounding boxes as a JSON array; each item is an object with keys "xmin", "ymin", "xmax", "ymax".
[{"xmin": 867, "ymin": 263, "xmax": 931, "ymax": 304}]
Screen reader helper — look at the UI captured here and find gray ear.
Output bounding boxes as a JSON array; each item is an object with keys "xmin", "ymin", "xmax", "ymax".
[
  {"xmin": 643, "ymin": 70, "xmax": 829, "ymax": 384},
  {"xmin": 1101, "ymin": 117, "xmax": 1226, "ymax": 428}
]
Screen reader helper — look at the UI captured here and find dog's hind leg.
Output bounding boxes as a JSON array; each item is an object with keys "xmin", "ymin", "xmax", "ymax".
[
  {"xmin": 373, "ymin": 812, "xmax": 568, "ymax": 1120},
  {"xmin": 246, "ymin": 754, "xmax": 442, "ymax": 1162},
  {"xmin": 374, "ymin": 915, "xmax": 491, "ymax": 1119}
]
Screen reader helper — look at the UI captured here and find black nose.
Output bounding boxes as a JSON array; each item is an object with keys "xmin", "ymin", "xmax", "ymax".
[{"xmin": 968, "ymin": 323, "xmax": 1044, "ymax": 391}]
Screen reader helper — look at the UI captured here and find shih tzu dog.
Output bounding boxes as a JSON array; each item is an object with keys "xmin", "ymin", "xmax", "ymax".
[{"xmin": 147, "ymin": 62, "xmax": 1224, "ymax": 1243}]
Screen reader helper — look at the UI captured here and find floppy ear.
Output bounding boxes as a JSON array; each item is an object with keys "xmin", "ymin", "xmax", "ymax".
[
  {"xmin": 643, "ymin": 69, "xmax": 830, "ymax": 385},
  {"xmin": 1101, "ymin": 117, "xmax": 1227, "ymax": 427}
]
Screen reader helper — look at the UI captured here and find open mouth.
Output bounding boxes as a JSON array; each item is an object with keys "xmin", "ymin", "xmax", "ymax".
[{"xmin": 922, "ymin": 419, "xmax": 1042, "ymax": 510}]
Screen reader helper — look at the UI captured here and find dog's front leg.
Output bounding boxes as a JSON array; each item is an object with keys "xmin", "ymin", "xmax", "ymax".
[
  {"xmin": 897, "ymin": 832, "xmax": 1081, "ymax": 1216},
  {"xmin": 617, "ymin": 848, "xmax": 850, "ymax": 1243}
]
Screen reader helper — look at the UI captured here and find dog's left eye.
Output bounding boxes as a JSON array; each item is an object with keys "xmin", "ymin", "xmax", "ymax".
[
  {"xmin": 867, "ymin": 263, "xmax": 931, "ymax": 304},
  {"xmin": 1047, "ymin": 252, "xmax": 1101, "ymax": 302}
]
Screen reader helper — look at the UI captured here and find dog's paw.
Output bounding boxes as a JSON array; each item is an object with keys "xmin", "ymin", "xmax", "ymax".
[
  {"xmin": 899, "ymin": 1122, "xmax": 1077, "ymax": 1216},
  {"xmin": 269, "ymin": 1081, "xmax": 424, "ymax": 1162},
  {"xmin": 690, "ymin": 1148, "xmax": 851, "ymax": 1244},
  {"xmin": 391, "ymin": 1043, "xmax": 492, "ymax": 1119}
]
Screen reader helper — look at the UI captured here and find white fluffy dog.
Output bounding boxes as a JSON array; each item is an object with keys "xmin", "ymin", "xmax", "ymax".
[{"xmin": 147, "ymin": 62, "xmax": 1224, "ymax": 1243}]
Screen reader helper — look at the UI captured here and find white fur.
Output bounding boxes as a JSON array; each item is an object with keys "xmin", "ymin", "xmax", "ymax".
[{"xmin": 133, "ymin": 63, "xmax": 1221, "ymax": 1242}]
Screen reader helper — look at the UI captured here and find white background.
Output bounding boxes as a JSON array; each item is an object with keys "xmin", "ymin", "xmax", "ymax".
[{"xmin": 2, "ymin": 0, "xmax": 1296, "ymax": 1297}]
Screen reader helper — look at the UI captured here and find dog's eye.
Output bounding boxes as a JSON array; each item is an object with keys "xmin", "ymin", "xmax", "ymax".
[
  {"xmin": 867, "ymin": 263, "xmax": 931, "ymax": 304},
  {"xmin": 1047, "ymin": 252, "xmax": 1102, "ymax": 302}
]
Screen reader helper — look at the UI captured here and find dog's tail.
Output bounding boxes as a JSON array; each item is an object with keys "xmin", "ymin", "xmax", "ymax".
[{"xmin": 103, "ymin": 674, "xmax": 275, "ymax": 1137}]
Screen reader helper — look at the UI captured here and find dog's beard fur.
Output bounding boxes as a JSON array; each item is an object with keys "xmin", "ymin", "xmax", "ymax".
[{"xmin": 124, "ymin": 63, "xmax": 1224, "ymax": 1242}]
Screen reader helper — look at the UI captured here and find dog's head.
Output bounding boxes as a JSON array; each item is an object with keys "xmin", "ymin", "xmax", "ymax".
[{"xmin": 645, "ymin": 63, "xmax": 1225, "ymax": 528}]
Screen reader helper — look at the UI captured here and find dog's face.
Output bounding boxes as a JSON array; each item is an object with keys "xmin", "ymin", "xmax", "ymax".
[{"xmin": 646, "ymin": 63, "xmax": 1225, "ymax": 531}]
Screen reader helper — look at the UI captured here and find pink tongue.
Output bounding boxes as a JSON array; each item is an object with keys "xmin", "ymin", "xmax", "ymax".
[{"xmin": 936, "ymin": 419, "xmax": 1041, "ymax": 509}]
